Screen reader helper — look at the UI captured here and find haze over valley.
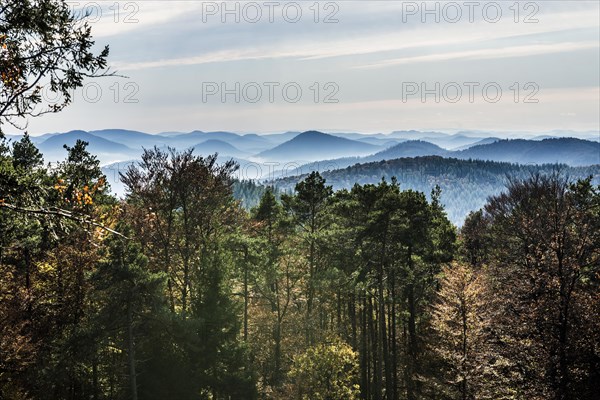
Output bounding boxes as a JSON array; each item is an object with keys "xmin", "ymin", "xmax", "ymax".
[{"xmin": 7, "ymin": 128, "xmax": 599, "ymax": 225}]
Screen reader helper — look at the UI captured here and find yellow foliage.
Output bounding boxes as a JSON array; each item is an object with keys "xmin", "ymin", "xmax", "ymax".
[
  {"xmin": 289, "ymin": 339, "xmax": 360, "ymax": 400},
  {"xmin": 37, "ymin": 262, "xmax": 56, "ymax": 275}
]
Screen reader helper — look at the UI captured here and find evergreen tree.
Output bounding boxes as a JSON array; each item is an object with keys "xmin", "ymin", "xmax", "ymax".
[
  {"xmin": 282, "ymin": 171, "xmax": 333, "ymax": 344},
  {"xmin": 91, "ymin": 222, "xmax": 165, "ymax": 400}
]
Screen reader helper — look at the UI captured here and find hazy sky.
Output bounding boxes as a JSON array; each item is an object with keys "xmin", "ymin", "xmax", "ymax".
[{"xmin": 23, "ymin": 1, "xmax": 600, "ymax": 135}]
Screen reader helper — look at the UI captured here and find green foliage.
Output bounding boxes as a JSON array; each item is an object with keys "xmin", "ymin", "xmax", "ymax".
[
  {"xmin": 289, "ymin": 339, "xmax": 360, "ymax": 400},
  {"xmin": 121, "ymin": 147, "xmax": 255, "ymax": 399},
  {"xmin": 0, "ymin": 0, "xmax": 110, "ymax": 131},
  {"xmin": 233, "ymin": 179, "xmax": 274, "ymax": 209},
  {"xmin": 91, "ymin": 222, "xmax": 166, "ymax": 399}
]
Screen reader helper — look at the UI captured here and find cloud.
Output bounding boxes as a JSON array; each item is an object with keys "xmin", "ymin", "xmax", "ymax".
[
  {"xmin": 110, "ymin": 7, "xmax": 599, "ymax": 71},
  {"xmin": 88, "ymin": 2, "xmax": 204, "ymax": 38},
  {"xmin": 355, "ymin": 41, "xmax": 599, "ymax": 69}
]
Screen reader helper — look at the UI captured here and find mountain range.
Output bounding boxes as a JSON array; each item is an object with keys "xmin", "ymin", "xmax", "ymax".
[
  {"xmin": 6, "ymin": 128, "xmax": 598, "ymax": 210},
  {"xmin": 5, "ymin": 129, "xmax": 599, "ymax": 172}
]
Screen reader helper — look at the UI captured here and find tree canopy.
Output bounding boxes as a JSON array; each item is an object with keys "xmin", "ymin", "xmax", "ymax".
[{"xmin": 0, "ymin": 0, "xmax": 110, "ymax": 133}]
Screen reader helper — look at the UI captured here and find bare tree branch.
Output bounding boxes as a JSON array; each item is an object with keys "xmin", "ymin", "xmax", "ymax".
[{"xmin": 0, "ymin": 202, "xmax": 128, "ymax": 239}]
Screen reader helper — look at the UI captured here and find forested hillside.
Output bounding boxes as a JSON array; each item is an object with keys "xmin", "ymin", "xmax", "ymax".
[
  {"xmin": 1, "ymin": 137, "xmax": 599, "ymax": 400},
  {"xmin": 272, "ymin": 156, "xmax": 600, "ymax": 225}
]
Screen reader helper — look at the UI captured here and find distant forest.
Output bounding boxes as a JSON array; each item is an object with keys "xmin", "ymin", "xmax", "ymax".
[
  {"xmin": 1, "ymin": 137, "xmax": 599, "ymax": 400},
  {"xmin": 270, "ymin": 156, "xmax": 600, "ymax": 225}
]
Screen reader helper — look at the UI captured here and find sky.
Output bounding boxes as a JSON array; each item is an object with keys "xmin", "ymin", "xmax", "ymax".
[{"xmin": 22, "ymin": 0, "xmax": 600, "ymax": 135}]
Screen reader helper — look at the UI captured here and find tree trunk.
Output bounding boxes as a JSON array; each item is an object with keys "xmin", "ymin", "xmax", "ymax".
[
  {"xmin": 370, "ymin": 296, "xmax": 382, "ymax": 400},
  {"xmin": 390, "ymin": 271, "xmax": 398, "ymax": 400},
  {"xmin": 360, "ymin": 292, "xmax": 369, "ymax": 399},
  {"xmin": 273, "ymin": 317, "xmax": 282, "ymax": 385},
  {"xmin": 350, "ymin": 294, "xmax": 357, "ymax": 350},
  {"xmin": 461, "ymin": 296, "xmax": 468, "ymax": 400},
  {"xmin": 306, "ymin": 238, "xmax": 315, "ymax": 345},
  {"xmin": 406, "ymin": 283, "xmax": 418, "ymax": 400},
  {"xmin": 379, "ymin": 268, "xmax": 392, "ymax": 399},
  {"xmin": 243, "ymin": 247, "xmax": 249, "ymax": 342},
  {"xmin": 127, "ymin": 301, "xmax": 138, "ymax": 400},
  {"xmin": 92, "ymin": 358, "xmax": 99, "ymax": 400}
]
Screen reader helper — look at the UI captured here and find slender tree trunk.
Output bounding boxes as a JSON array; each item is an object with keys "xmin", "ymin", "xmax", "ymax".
[
  {"xmin": 461, "ymin": 296, "xmax": 468, "ymax": 400},
  {"xmin": 164, "ymin": 216, "xmax": 176, "ymax": 313},
  {"xmin": 360, "ymin": 292, "xmax": 369, "ymax": 399},
  {"xmin": 557, "ymin": 280, "xmax": 569, "ymax": 399},
  {"xmin": 379, "ymin": 269, "xmax": 392, "ymax": 399},
  {"xmin": 92, "ymin": 358, "xmax": 99, "ymax": 400},
  {"xmin": 127, "ymin": 301, "xmax": 138, "ymax": 400},
  {"xmin": 406, "ymin": 283, "xmax": 418, "ymax": 400},
  {"xmin": 182, "ymin": 262, "xmax": 188, "ymax": 318},
  {"xmin": 350, "ymin": 294, "xmax": 357, "ymax": 350},
  {"xmin": 274, "ymin": 316, "xmax": 282, "ymax": 385},
  {"xmin": 306, "ymin": 238, "xmax": 315, "ymax": 344},
  {"xmin": 370, "ymin": 296, "xmax": 382, "ymax": 400},
  {"xmin": 390, "ymin": 271, "xmax": 398, "ymax": 400},
  {"xmin": 378, "ymin": 227, "xmax": 394, "ymax": 399},
  {"xmin": 337, "ymin": 289, "xmax": 342, "ymax": 334},
  {"xmin": 243, "ymin": 247, "xmax": 249, "ymax": 342}
]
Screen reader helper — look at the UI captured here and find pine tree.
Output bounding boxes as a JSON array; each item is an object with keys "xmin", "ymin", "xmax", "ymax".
[
  {"xmin": 91, "ymin": 222, "xmax": 165, "ymax": 400},
  {"xmin": 282, "ymin": 172, "xmax": 333, "ymax": 344}
]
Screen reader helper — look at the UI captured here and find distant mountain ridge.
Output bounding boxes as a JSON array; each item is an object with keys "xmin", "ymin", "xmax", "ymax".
[
  {"xmin": 365, "ymin": 140, "xmax": 448, "ymax": 160},
  {"xmin": 455, "ymin": 138, "xmax": 599, "ymax": 166},
  {"xmin": 274, "ymin": 136, "xmax": 599, "ymax": 179},
  {"xmin": 256, "ymin": 130, "xmax": 380, "ymax": 162},
  {"xmin": 192, "ymin": 139, "xmax": 248, "ymax": 158},
  {"xmin": 7, "ymin": 128, "xmax": 599, "ymax": 168},
  {"xmin": 37, "ymin": 130, "xmax": 137, "ymax": 163}
]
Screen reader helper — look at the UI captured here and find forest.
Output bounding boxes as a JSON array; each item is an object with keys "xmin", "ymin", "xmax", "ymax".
[
  {"xmin": 271, "ymin": 156, "xmax": 600, "ymax": 226},
  {"xmin": 1, "ymin": 1, "xmax": 599, "ymax": 399},
  {"xmin": 1, "ymin": 137, "xmax": 599, "ymax": 400}
]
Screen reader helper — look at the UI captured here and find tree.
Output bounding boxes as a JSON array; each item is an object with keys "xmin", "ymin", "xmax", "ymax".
[
  {"xmin": 249, "ymin": 188, "xmax": 303, "ymax": 390},
  {"xmin": 432, "ymin": 262, "xmax": 488, "ymax": 400},
  {"xmin": 0, "ymin": 138, "xmax": 117, "ymax": 399},
  {"xmin": 0, "ymin": 0, "xmax": 110, "ymax": 132},
  {"xmin": 91, "ymin": 222, "xmax": 165, "ymax": 400},
  {"xmin": 121, "ymin": 147, "xmax": 255, "ymax": 398},
  {"xmin": 0, "ymin": 134, "xmax": 50, "ymax": 398},
  {"xmin": 483, "ymin": 173, "xmax": 600, "ymax": 399},
  {"xmin": 122, "ymin": 147, "xmax": 237, "ymax": 315},
  {"xmin": 459, "ymin": 210, "xmax": 490, "ymax": 268},
  {"xmin": 318, "ymin": 179, "xmax": 456, "ymax": 400},
  {"xmin": 251, "ymin": 188, "xmax": 285, "ymax": 384},
  {"xmin": 282, "ymin": 172, "xmax": 333, "ymax": 344},
  {"xmin": 289, "ymin": 338, "xmax": 360, "ymax": 400}
]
